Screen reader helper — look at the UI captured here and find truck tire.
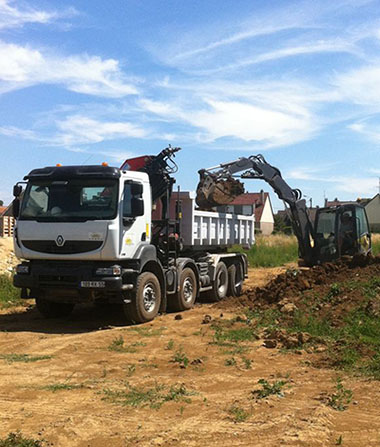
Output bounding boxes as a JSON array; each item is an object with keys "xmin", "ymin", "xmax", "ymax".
[
  {"xmin": 227, "ymin": 263, "xmax": 243, "ymax": 297},
  {"xmin": 208, "ymin": 262, "xmax": 228, "ymax": 302},
  {"xmin": 170, "ymin": 267, "xmax": 197, "ymax": 312},
  {"xmin": 124, "ymin": 272, "xmax": 161, "ymax": 324},
  {"xmin": 35, "ymin": 298, "xmax": 74, "ymax": 318}
]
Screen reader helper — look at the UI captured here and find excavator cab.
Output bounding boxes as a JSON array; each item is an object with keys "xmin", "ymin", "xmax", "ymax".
[{"xmin": 314, "ymin": 204, "xmax": 371, "ymax": 263}]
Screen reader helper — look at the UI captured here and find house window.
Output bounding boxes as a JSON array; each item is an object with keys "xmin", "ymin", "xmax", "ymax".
[{"xmin": 242, "ymin": 205, "xmax": 253, "ymax": 215}]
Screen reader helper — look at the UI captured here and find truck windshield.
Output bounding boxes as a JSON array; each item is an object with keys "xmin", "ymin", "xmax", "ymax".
[{"xmin": 19, "ymin": 179, "xmax": 118, "ymax": 222}]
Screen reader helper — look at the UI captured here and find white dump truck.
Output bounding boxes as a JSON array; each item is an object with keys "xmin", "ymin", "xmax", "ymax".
[{"xmin": 12, "ymin": 147, "xmax": 253, "ymax": 323}]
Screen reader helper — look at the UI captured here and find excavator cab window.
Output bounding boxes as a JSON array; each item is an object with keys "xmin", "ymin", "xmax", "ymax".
[
  {"xmin": 337, "ymin": 209, "xmax": 356, "ymax": 255},
  {"xmin": 314, "ymin": 209, "xmax": 338, "ymax": 261}
]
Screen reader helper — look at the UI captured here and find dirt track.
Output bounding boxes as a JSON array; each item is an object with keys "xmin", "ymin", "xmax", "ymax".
[{"xmin": 0, "ymin": 257, "xmax": 380, "ymax": 446}]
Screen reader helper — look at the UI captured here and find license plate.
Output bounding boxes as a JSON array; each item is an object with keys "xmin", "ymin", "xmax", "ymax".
[{"xmin": 80, "ymin": 281, "xmax": 106, "ymax": 288}]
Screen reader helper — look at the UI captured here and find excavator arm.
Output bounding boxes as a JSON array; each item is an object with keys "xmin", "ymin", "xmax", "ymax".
[{"xmin": 196, "ymin": 154, "xmax": 315, "ymax": 265}]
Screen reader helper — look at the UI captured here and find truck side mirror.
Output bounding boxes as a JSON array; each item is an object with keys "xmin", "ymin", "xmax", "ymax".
[
  {"xmin": 12, "ymin": 198, "xmax": 20, "ymax": 218},
  {"xmin": 13, "ymin": 184, "xmax": 22, "ymax": 197},
  {"xmin": 131, "ymin": 197, "xmax": 144, "ymax": 217}
]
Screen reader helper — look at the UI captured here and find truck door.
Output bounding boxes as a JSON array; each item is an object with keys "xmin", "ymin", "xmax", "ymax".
[{"xmin": 121, "ymin": 181, "xmax": 147, "ymax": 257}]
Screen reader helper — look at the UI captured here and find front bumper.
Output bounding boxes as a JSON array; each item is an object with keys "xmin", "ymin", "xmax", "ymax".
[{"xmin": 13, "ymin": 261, "xmax": 137, "ymax": 294}]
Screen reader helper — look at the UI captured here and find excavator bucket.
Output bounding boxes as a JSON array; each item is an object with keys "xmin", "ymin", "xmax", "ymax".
[{"xmin": 196, "ymin": 173, "xmax": 245, "ymax": 209}]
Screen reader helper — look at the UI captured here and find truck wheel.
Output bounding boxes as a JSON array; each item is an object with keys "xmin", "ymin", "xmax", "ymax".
[
  {"xmin": 208, "ymin": 262, "xmax": 228, "ymax": 302},
  {"xmin": 227, "ymin": 263, "xmax": 243, "ymax": 297},
  {"xmin": 171, "ymin": 268, "xmax": 197, "ymax": 311},
  {"xmin": 35, "ymin": 298, "xmax": 74, "ymax": 318},
  {"xmin": 124, "ymin": 272, "xmax": 161, "ymax": 324}
]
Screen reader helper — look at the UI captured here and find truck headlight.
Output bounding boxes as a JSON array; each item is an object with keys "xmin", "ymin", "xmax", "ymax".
[
  {"xmin": 16, "ymin": 264, "xmax": 29, "ymax": 274},
  {"xmin": 95, "ymin": 266, "xmax": 121, "ymax": 276}
]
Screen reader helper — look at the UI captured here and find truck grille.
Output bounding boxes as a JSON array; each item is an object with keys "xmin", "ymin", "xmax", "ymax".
[{"xmin": 22, "ymin": 240, "xmax": 103, "ymax": 254}]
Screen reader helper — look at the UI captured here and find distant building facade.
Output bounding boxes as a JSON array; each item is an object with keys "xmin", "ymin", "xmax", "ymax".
[
  {"xmin": 216, "ymin": 190, "xmax": 274, "ymax": 235},
  {"xmin": 0, "ymin": 204, "xmax": 15, "ymax": 237}
]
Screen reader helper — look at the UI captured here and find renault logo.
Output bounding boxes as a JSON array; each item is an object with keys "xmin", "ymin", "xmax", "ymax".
[{"xmin": 56, "ymin": 235, "xmax": 65, "ymax": 247}]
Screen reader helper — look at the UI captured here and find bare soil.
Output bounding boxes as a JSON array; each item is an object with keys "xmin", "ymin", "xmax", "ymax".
[{"xmin": 0, "ymin": 251, "xmax": 380, "ymax": 446}]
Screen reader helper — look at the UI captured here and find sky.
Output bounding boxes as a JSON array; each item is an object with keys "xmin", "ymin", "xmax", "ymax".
[{"xmin": 1, "ymin": 0, "xmax": 380, "ymax": 211}]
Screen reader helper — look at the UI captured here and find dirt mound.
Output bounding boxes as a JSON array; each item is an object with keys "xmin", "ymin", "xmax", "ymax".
[{"xmin": 221, "ymin": 255, "xmax": 380, "ymax": 326}]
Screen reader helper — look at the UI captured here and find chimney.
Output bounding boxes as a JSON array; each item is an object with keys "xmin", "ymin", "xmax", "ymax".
[
  {"xmin": 324, "ymin": 198, "xmax": 328, "ymax": 207},
  {"xmin": 260, "ymin": 189, "xmax": 265, "ymax": 205}
]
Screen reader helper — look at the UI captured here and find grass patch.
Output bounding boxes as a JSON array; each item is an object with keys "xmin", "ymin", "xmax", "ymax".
[
  {"xmin": 0, "ymin": 431, "xmax": 44, "ymax": 447},
  {"xmin": 103, "ymin": 382, "xmax": 196, "ymax": 409},
  {"xmin": 0, "ymin": 275, "xmax": 21, "ymax": 308},
  {"xmin": 371, "ymin": 233, "xmax": 380, "ymax": 256},
  {"xmin": 42, "ymin": 382, "xmax": 85, "ymax": 392},
  {"xmin": 107, "ymin": 336, "xmax": 146, "ymax": 353},
  {"xmin": 128, "ymin": 326, "xmax": 165, "ymax": 337},
  {"xmin": 211, "ymin": 320, "xmax": 256, "ymax": 355},
  {"xmin": 0, "ymin": 354, "xmax": 52, "ymax": 363},
  {"xmin": 245, "ymin": 273, "xmax": 380, "ymax": 379},
  {"xmin": 230, "ymin": 234, "xmax": 298, "ymax": 267}
]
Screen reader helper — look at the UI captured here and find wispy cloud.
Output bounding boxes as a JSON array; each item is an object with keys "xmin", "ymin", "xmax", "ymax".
[
  {"xmin": 193, "ymin": 40, "xmax": 359, "ymax": 75},
  {"xmin": 0, "ymin": 41, "xmax": 138, "ymax": 97},
  {"xmin": 54, "ymin": 115, "xmax": 148, "ymax": 146},
  {"xmin": 335, "ymin": 65, "xmax": 380, "ymax": 108},
  {"xmin": 138, "ymin": 78, "xmax": 321, "ymax": 148},
  {"xmin": 0, "ymin": 0, "xmax": 76, "ymax": 30},
  {"xmin": 287, "ymin": 166, "xmax": 378, "ymax": 196}
]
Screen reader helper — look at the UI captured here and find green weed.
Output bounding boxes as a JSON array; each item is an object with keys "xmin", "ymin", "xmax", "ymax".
[
  {"xmin": 0, "ymin": 431, "xmax": 44, "ymax": 447},
  {"xmin": 327, "ymin": 378, "xmax": 353, "ymax": 411},
  {"xmin": 252, "ymin": 379, "xmax": 287, "ymax": 399},
  {"xmin": 171, "ymin": 348, "xmax": 189, "ymax": 368},
  {"xmin": 228, "ymin": 405, "xmax": 250, "ymax": 422},
  {"xmin": 327, "ymin": 283, "xmax": 341, "ymax": 299},
  {"xmin": 224, "ymin": 357, "xmax": 237, "ymax": 367},
  {"xmin": 166, "ymin": 339, "xmax": 174, "ymax": 350},
  {"xmin": 242, "ymin": 357, "xmax": 252, "ymax": 369},
  {"xmin": 108, "ymin": 336, "xmax": 146, "ymax": 353}
]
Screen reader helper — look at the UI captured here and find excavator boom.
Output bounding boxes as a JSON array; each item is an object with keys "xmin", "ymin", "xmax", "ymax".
[{"xmin": 196, "ymin": 154, "xmax": 315, "ymax": 265}]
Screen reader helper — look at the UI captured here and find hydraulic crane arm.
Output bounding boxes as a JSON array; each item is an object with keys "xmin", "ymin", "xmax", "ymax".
[{"xmin": 196, "ymin": 154, "xmax": 315, "ymax": 265}]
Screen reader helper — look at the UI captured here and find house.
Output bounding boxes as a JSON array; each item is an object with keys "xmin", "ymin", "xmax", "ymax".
[
  {"xmin": 358, "ymin": 194, "xmax": 380, "ymax": 233},
  {"xmin": 324, "ymin": 196, "xmax": 380, "ymax": 233},
  {"xmin": 0, "ymin": 204, "xmax": 15, "ymax": 237},
  {"xmin": 216, "ymin": 190, "xmax": 274, "ymax": 235}
]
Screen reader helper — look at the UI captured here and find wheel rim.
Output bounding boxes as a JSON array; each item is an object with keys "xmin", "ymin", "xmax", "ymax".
[
  {"xmin": 142, "ymin": 282, "xmax": 157, "ymax": 313},
  {"xmin": 183, "ymin": 277, "xmax": 194, "ymax": 303},
  {"xmin": 217, "ymin": 269, "xmax": 227, "ymax": 295}
]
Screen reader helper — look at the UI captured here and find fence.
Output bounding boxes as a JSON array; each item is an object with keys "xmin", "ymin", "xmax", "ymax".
[{"xmin": 0, "ymin": 216, "xmax": 15, "ymax": 237}]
